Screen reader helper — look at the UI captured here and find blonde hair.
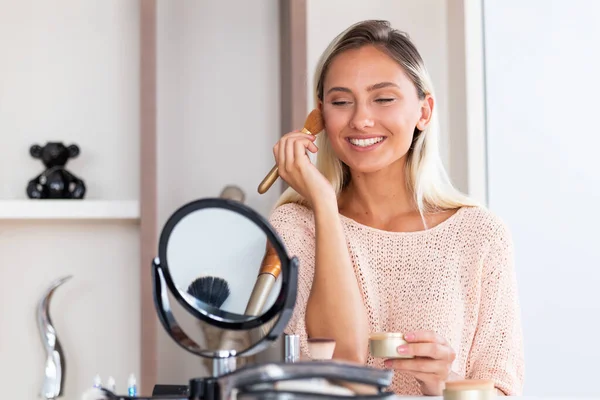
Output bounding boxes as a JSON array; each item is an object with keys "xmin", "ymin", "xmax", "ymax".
[{"xmin": 275, "ymin": 20, "xmax": 478, "ymax": 217}]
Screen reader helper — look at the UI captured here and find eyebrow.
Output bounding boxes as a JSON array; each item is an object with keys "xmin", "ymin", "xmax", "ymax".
[{"xmin": 326, "ymin": 81, "xmax": 400, "ymax": 95}]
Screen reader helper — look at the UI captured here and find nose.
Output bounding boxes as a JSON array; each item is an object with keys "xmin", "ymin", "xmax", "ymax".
[{"xmin": 349, "ymin": 103, "xmax": 375, "ymax": 130}]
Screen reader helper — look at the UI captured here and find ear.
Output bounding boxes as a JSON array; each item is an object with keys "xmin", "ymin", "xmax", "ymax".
[
  {"xmin": 416, "ymin": 95, "xmax": 434, "ymax": 131},
  {"xmin": 67, "ymin": 144, "xmax": 80, "ymax": 158},
  {"xmin": 30, "ymin": 145, "xmax": 43, "ymax": 158}
]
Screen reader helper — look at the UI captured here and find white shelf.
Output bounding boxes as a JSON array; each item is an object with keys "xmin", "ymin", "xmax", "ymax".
[{"xmin": 0, "ymin": 200, "xmax": 140, "ymax": 220}]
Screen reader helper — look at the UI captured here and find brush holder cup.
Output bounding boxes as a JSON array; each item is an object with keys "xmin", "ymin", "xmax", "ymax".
[{"xmin": 91, "ymin": 197, "xmax": 395, "ymax": 400}]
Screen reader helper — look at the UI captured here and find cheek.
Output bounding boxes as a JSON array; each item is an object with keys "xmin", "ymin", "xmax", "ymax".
[
  {"xmin": 322, "ymin": 109, "xmax": 349, "ymax": 138},
  {"xmin": 379, "ymin": 105, "xmax": 419, "ymax": 134}
]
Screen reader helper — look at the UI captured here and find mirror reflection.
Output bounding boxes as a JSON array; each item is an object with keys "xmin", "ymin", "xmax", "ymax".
[{"xmin": 166, "ymin": 207, "xmax": 282, "ymax": 318}]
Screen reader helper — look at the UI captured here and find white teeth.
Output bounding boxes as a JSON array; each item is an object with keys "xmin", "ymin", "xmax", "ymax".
[{"xmin": 348, "ymin": 137, "xmax": 384, "ymax": 147}]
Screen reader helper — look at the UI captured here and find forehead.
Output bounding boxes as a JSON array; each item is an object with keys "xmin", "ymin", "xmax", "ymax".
[{"xmin": 323, "ymin": 45, "xmax": 412, "ymax": 92}]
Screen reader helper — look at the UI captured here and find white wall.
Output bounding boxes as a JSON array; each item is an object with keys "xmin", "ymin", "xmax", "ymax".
[
  {"xmin": 0, "ymin": 1, "xmax": 140, "ymax": 200},
  {"xmin": 306, "ymin": 0, "xmax": 451, "ymax": 170},
  {"xmin": 0, "ymin": 1, "xmax": 141, "ymax": 399},
  {"xmin": 483, "ymin": 0, "xmax": 600, "ymax": 396},
  {"xmin": 156, "ymin": 0, "xmax": 282, "ymax": 384}
]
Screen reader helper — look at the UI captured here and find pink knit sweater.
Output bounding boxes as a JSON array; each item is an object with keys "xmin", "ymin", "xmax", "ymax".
[{"xmin": 268, "ymin": 203, "xmax": 525, "ymax": 396}]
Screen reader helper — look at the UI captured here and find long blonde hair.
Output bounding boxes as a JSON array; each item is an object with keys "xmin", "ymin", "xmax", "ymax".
[{"xmin": 275, "ymin": 20, "xmax": 478, "ymax": 216}]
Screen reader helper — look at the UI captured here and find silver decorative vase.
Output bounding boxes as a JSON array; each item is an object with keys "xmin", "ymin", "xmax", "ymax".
[{"xmin": 37, "ymin": 275, "xmax": 72, "ymax": 399}]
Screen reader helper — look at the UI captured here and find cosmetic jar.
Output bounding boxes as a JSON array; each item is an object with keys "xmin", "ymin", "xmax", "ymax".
[
  {"xmin": 368, "ymin": 332, "xmax": 414, "ymax": 359},
  {"xmin": 307, "ymin": 338, "xmax": 336, "ymax": 361},
  {"xmin": 443, "ymin": 380, "xmax": 496, "ymax": 400}
]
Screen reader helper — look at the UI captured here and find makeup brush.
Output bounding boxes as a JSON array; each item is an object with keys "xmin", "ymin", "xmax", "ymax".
[
  {"xmin": 244, "ymin": 241, "xmax": 281, "ymax": 316},
  {"xmin": 217, "ymin": 242, "xmax": 280, "ymax": 360},
  {"xmin": 257, "ymin": 109, "xmax": 324, "ymax": 194},
  {"xmin": 186, "ymin": 276, "xmax": 235, "ymax": 372},
  {"xmin": 187, "ymin": 276, "xmax": 230, "ymax": 308},
  {"xmin": 307, "ymin": 338, "xmax": 336, "ymax": 361}
]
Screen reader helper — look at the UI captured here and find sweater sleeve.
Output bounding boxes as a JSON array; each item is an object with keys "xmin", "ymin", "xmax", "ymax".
[
  {"xmin": 466, "ymin": 221, "xmax": 525, "ymax": 395},
  {"xmin": 268, "ymin": 204, "xmax": 316, "ymax": 359}
]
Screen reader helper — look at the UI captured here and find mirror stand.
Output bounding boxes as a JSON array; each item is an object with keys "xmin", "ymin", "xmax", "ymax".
[
  {"xmin": 138, "ymin": 198, "xmax": 397, "ymax": 399},
  {"xmin": 211, "ymin": 353, "xmax": 237, "ymax": 377}
]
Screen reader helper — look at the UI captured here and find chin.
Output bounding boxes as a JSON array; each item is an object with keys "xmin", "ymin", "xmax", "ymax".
[{"xmin": 343, "ymin": 160, "xmax": 394, "ymax": 175}]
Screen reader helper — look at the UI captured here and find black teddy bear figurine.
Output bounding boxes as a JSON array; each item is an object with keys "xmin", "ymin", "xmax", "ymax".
[{"xmin": 26, "ymin": 142, "xmax": 86, "ymax": 199}]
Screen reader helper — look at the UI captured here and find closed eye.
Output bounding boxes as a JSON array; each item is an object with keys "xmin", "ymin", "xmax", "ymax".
[
  {"xmin": 376, "ymin": 98, "xmax": 395, "ymax": 103},
  {"xmin": 332, "ymin": 101, "xmax": 352, "ymax": 106}
]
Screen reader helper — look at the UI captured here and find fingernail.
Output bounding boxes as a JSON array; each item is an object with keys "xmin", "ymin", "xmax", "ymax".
[
  {"xmin": 397, "ymin": 345, "xmax": 408, "ymax": 354},
  {"xmin": 384, "ymin": 360, "xmax": 391, "ymax": 368},
  {"xmin": 404, "ymin": 333, "xmax": 415, "ymax": 341}
]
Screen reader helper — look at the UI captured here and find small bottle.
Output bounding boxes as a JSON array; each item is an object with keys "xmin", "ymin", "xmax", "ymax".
[
  {"xmin": 106, "ymin": 376, "xmax": 116, "ymax": 392},
  {"xmin": 284, "ymin": 334, "xmax": 300, "ymax": 363},
  {"xmin": 127, "ymin": 374, "xmax": 137, "ymax": 396},
  {"xmin": 93, "ymin": 374, "xmax": 102, "ymax": 388}
]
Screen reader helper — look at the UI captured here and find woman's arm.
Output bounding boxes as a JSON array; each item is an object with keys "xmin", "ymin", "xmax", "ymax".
[
  {"xmin": 305, "ymin": 198, "xmax": 370, "ymax": 364},
  {"xmin": 271, "ymin": 130, "xmax": 371, "ymax": 364},
  {"xmin": 466, "ymin": 222, "xmax": 525, "ymax": 395}
]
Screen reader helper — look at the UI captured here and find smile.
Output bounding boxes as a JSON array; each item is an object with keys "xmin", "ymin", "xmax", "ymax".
[{"xmin": 347, "ymin": 137, "xmax": 385, "ymax": 148}]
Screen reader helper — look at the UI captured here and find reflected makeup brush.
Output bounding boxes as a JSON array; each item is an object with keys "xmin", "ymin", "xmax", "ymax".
[
  {"xmin": 244, "ymin": 241, "xmax": 281, "ymax": 316},
  {"xmin": 257, "ymin": 109, "xmax": 324, "ymax": 194}
]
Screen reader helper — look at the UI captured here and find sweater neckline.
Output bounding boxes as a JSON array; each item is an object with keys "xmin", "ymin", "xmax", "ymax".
[{"xmin": 337, "ymin": 206, "xmax": 467, "ymax": 236}]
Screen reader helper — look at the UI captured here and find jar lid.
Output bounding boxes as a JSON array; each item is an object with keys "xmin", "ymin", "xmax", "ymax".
[
  {"xmin": 445, "ymin": 379, "xmax": 495, "ymax": 391},
  {"xmin": 369, "ymin": 332, "xmax": 405, "ymax": 340}
]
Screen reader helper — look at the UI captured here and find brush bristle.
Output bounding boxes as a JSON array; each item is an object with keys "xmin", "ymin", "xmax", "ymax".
[
  {"xmin": 304, "ymin": 109, "xmax": 324, "ymax": 135},
  {"xmin": 187, "ymin": 276, "xmax": 230, "ymax": 308}
]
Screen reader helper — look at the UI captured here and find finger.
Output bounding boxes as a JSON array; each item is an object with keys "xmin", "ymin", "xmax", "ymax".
[
  {"xmin": 397, "ymin": 343, "xmax": 455, "ymax": 361},
  {"xmin": 404, "ymin": 331, "xmax": 448, "ymax": 345},
  {"xmin": 293, "ymin": 138, "xmax": 309, "ymax": 164},
  {"xmin": 278, "ymin": 137, "xmax": 287, "ymax": 173},
  {"xmin": 385, "ymin": 358, "xmax": 447, "ymax": 375},
  {"xmin": 404, "ymin": 371, "xmax": 438, "ymax": 384},
  {"xmin": 273, "ymin": 142, "xmax": 280, "ymax": 164},
  {"xmin": 285, "ymin": 135, "xmax": 295, "ymax": 174},
  {"xmin": 283, "ymin": 130, "xmax": 314, "ymax": 140},
  {"xmin": 294, "ymin": 137, "xmax": 318, "ymax": 157},
  {"xmin": 289, "ymin": 133, "xmax": 317, "ymax": 143}
]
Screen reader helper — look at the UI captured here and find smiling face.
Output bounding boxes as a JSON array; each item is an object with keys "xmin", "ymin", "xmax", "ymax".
[{"xmin": 320, "ymin": 45, "xmax": 433, "ymax": 175}]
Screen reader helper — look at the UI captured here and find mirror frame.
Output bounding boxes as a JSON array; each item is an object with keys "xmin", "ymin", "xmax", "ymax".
[{"xmin": 156, "ymin": 197, "xmax": 296, "ymax": 331}]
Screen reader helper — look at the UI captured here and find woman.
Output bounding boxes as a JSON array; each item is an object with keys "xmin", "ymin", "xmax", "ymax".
[{"xmin": 268, "ymin": 20, "xmax": 524, "ymax": 396}]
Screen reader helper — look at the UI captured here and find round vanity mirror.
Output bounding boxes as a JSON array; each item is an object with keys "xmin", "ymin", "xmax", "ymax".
[{"xmin": 152, "ymin": 197, "xmax": 298, "ymax": 360}]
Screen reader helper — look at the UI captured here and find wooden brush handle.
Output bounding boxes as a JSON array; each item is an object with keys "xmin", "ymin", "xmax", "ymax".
[
  {"xmin": 257, "ymin": 127, "xmax": 315, "ymax": 194},
  {"xmin": 244, "ymin": 242, "xmax": 281, "ymax": 315},
  {"xmin": 244, "ymin": 274, "xmax": 277, "ymax": 316},
  {"xmin": 257, "ymin": 164, "xmax": 279, "ymax": 194}
]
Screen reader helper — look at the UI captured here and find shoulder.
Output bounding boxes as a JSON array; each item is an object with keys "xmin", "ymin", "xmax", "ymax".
[
  {"xmin": 268, "ymin": 202, "xmax": 315, "ymax": 234},
  {"xmin": 457, "ymin": 205, "xmax": 513, "ymax": 246}
]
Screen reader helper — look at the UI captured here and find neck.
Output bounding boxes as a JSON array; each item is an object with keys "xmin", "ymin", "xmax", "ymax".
[{"xmin": 339, "ymin": 158, "xmax": 417, "ymax": 220}]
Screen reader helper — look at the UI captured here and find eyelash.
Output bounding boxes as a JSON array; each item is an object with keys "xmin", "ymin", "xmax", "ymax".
[{"xmin": 331, "ymin": 98, "xmax": 395, "ymax": 106}]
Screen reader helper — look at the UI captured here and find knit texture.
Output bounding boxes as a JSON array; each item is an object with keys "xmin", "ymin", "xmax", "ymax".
[{"xmin": 268, "ymin": 203, "xmax": 524, "ymax": 396}]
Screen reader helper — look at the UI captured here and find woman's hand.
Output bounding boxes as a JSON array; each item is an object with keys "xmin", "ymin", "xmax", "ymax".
[
  {"xmin": 274, "ymin": 131, "xmax": 336, "ymax": 206},
  {"xmin": 384, "ymin": 331, "xmax": 457, "ymax": 396}
]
